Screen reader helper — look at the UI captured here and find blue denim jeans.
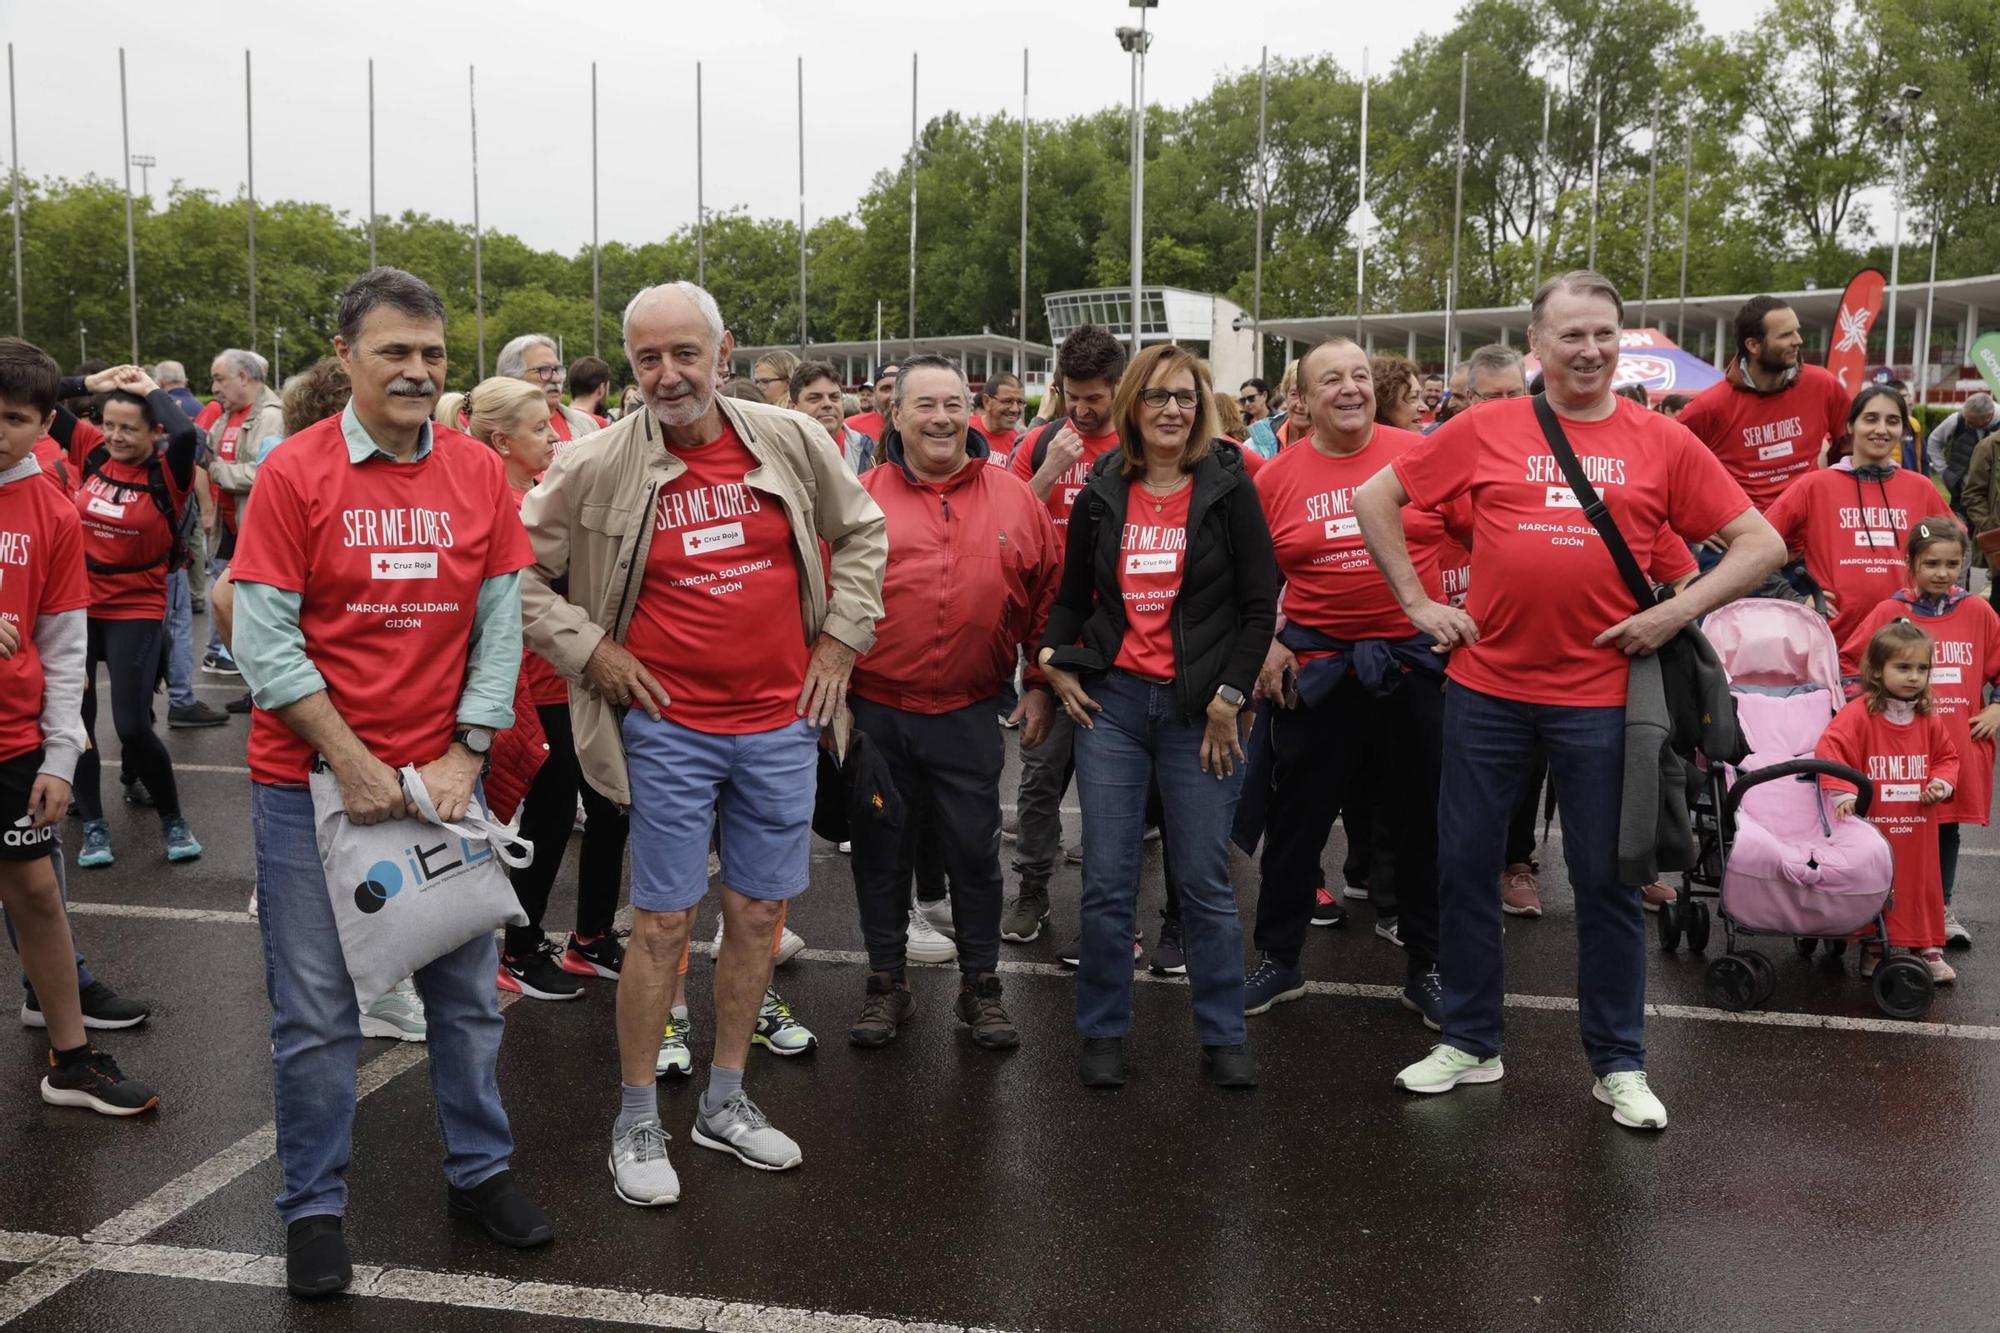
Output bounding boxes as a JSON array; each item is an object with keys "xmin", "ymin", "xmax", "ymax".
[
  {"xmin": 1436, "ymin": 682, "xmax": 1644, "ymax": 1076},
  {"xmin": 204, "ymin": 556, "xmax": 229, "ymax": 659},
  {"xmin": 1073, "ymin": 670, "xmax": 1246, "ymax": 1047},
  {"xmin": 165, "ymin": 569, "xmax": 196, "ymax": 708},
  {"xmin": 252, "ymin": 782, "xmax": 513, "ymax": 1223}
]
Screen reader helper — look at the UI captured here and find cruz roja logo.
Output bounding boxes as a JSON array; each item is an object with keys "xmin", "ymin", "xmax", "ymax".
[{"xmin": 352, "ymin": 835, "xmax": 495, "ymax": 914}]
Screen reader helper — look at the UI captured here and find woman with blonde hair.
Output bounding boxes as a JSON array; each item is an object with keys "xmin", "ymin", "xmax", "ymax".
[
  {"xmin": 459, "ymin": 375, "xmax": 631, "ymax": 1000},
  {"xmin": 434, "ymin": 391, "xmax": 468, "ymax": 429},
  {"xmin": 1037, "ymin": 343, "xmax": 1278, "ymax": 1089}
]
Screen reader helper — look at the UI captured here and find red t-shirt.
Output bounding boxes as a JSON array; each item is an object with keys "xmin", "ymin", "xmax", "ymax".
[
  {"xmin": 212, "ymin": 404, "xmax": 251, "ymax": 533},
  {"xmin": 504, "ymin": 486, "xmax": 569, "ymax": 708},
  {"xmin": 1843, "ymin": 594, "xmax": 2000, "ymax": 826},
  {"xmin": 1816, "ymin": 698, "xmax": 1956, "ymax": 949},
  {"xmin": 981, "ymin": 425, "xmax": 1020, "ymax": 469},
  {"xmin": 1393, "ymin": 397, "xmax": 1752, "ymax": 707},
  {"xmin": 1255, "ymin": 425, "xmax": 1464, "ymax": 642},
  {"xmin": 194, "ymin": 400, "xmax": 223, "ymax": 433},
  {"xmin": 0, "ymin": 473, "xmax": 91, "ymax": 762},
  {"xmin": 30, "ymin": 438, "xmax": 74, "ymax": 496},
  {"xmin": 1763, "ymin": 467, "xmax": 1952, "ymax": 672},
  {"xmin": 1678, "ymin": 364, "xmax": 1851, "ymax": 512},
  {"xmin": 1112, "ymin": 480, "xmax": 1192, "ymax": 680},
  {"xmin": 229, "ymin": 420, "xmax": 535, "ymax": 785},
  {"xmin": 74, "ymin": 454, "xmax": 188, "ymax": 619},
  {"xmin": 845, "ymin": 410, "xmax": 888, "ymax": 443},
  {"xmin": 621, "ymin": 422, "xmax": 808, "ymax": 735},
  {"xmin": 1009, "ymin": 426, "xmax": 1122, "ymax": 539}
]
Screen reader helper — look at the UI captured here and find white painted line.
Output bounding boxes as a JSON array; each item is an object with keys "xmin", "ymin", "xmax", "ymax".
[
  {"xmin": 174, "ymin": 762, "xmax": 252, "ymax": 775},
  {"xmin": 67, "ymin": 901, "xmax": 253, "ymax": 926},
  {"xmin": 0, "ymin": 1238, "xmax": 98, "ymax": 1325},
  {"xmin": 66, "ymin": 1237, "xmax": 1008, "ymax": 1333},
  {"xmin": 0, "ymin": 1232, "xmax": 66, "ymax": 1264}
]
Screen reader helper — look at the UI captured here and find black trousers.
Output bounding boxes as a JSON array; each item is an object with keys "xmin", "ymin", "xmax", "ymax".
[
  {"xmin": 1256, "ymin": 671, "xmax": 1443, "ymax": 973},
  {"xmin": 77, "ymin": 618, "xmax": 180, "ymax": 822},
  {"xmin": 505, "ymin": 702, "xmax": 627, "ymax": 958},
  {"xmin": 850, "ymin": 695, "xmax": 1005, "ymax": 978}
]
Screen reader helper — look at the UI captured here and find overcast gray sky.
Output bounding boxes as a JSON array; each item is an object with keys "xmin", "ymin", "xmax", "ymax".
[{"xmin": 8, "ymin": 0, "xmax": 1763, "ymax": 255}]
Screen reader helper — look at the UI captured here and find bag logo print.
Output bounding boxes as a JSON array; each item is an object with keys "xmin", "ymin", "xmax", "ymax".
[{"xmin": 351, "ymin": 836, "xmax": 495, "ymax": 915}]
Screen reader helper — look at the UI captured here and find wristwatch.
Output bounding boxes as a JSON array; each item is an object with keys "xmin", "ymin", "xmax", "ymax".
[
  {"xmin": 1214, "ymin": 685, "xmax": 1248, "ymax": 709},
  {"xmin": 454, "ymin": 726, "xmax": 495, "ymax": 756}
]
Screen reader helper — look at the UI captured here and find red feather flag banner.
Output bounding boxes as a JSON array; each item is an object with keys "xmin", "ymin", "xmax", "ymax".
[{"xmin": 1827, "ymin": 267, "xmax": 1887, "ymax": 394}]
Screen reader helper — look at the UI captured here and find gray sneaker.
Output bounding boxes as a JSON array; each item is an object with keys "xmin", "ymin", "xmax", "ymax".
[
  {"xmin": 1000, "ymin": 889, "xmax": 1050, "ymax": 943},
  {"xmin": 691, "ymin": 1091, "xmax": 802, "ymax": 1171},
  {"xmin": 609, "ymin": 1117, "xmax": 680, "ymax": 1206}
]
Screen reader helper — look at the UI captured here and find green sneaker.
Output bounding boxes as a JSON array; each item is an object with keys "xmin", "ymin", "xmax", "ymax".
[
  {"xmin": 1394, "ymin": 1044, "xmax": 1503, "ymax": 1094},
  {"xmin": 752, "ymin": 988, "xmax": 817, "ymax": 1056},
  {"xmin": 1592, "ymin": 1070, "xmax": 1668, "ymax": 1129},
  {"xmin": 655, "ymin": 1008, "xmax": 693, "ymax": 1079}
]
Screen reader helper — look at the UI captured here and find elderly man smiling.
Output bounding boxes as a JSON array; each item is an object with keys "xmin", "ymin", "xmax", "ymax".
[{"xmin": 521, "ymin": 280, "xmax": 885, "ymax": 1207}]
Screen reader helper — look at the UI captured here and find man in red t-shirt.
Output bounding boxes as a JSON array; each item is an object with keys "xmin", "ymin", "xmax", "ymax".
[
  {"xmin": 1357, "ymin": 271, "xmax": 1785, "ymax": 1130},
  {"xmin": 846, "ymin": 355, "xmax": 1060, "ymax": 1048},
  {"xmin": 1679, "ymin": 297, "xmax": 1852, "ymax": 515},
  {"xmin": 499, "ymin": 333, "xmax": 599, "ymax": 451},
  {"xmin": 230, "ymin": 269, "xmax": 551, "ymax": 1293},
  {"xmin": 843, "ymin": 362, "xmax": 900, "ymax": 449},
  {"xmin": 999, "ymin": 325, "xmax": 1128, "ymax": 943},
  {"xmin": 976, "ymin": 370, "xmax": 1026, "ymax": 467},
  {"xmin": 522, "ymin": 280, "xmax": 886, "ymax": 1200}
]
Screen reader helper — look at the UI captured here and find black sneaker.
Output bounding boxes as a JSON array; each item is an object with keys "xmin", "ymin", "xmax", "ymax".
[
  {"xmin": 561, "ymin": 931, "xmax": 625, "ymax": 980},
  {"xmin": 1375, "ymin": 915, "xmax": 1404, "ymax": 949},
  {"xmin": 22, "ymin": 979, "xmax": 151, "ymax": 1030},
  {"xmin": 122, "ymin": 777, "xmax": 155, "ymax": 808},
  {"xmin": 168, "ymin": 700, "xmax": 229, "ymax": 728},
  {"xmin": 1400, "ymin": 966, "xmax": 1444, "ymax": 1031},
  {"xmin": 446, "ymin": 1169, "xmax": 554, "ymax": 1248},
  {"xmin": 1060, "ymin": 931, "xmax": 1143, "ymax": 970},
  {"xmin": 201, "ymin": 650, "xmax": 242, "ymax": 677},
  {"xmin": 286, "ymin": 1215, "xmax": 351, "ymax": 1299},
  {"xmin": 225, "ymin": 691, "xmax": 253, "ymax": 714},
  {"xmin": 1310, "ymin": 886, "xmax": 1349, "ymax": 928},
  {"xmin": 1243, "ymin": 955, "xmax": 1306, "ymax": 1016},
  {"xmin": 1148, "ymin": 915, "xmax": 1187, "ymax": 976},
  {"xmin": 498, "ymin": 942, "xmax": 584, "ymax": 1001},
  {"xmin": 1201, "ymin": 1042, "xmax": 1259, "ymax": 1089},
  {"xmin": 40, "ymin": 1047, "xmax": 160, "ymax": 1116},
  {"xmin": 1078, "ymin": 1036, "xmax": 1125, "ymax": 1088}
]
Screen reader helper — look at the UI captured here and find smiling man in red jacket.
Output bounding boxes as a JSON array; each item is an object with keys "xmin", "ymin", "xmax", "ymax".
[{"xmin": 846, "ymin": 354, "xmax": 1061, "ymax": 1052}]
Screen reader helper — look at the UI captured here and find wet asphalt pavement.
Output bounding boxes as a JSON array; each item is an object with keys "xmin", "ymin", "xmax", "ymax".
[{"xmin": 1, "ymin": 632, "xmax": 1997, "ymax": 1332}]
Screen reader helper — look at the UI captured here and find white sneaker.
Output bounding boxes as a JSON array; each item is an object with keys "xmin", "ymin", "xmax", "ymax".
[
  {"xmin": 837, "ymin": 840, "xmax": 853, "ymax": 854},
  {"xmin": 609, "ymin": 1117, "xmax": 680, "ymax": 1206},
  {"xmin": 1593, "ymin": 1070, "xmax": 1668, "ymax": 1130},
  {"xmin": 691, "ymin": 1090, "xmax": 802, "ymax": 1171},
  {"xmin": 1944, "ymin": 908, "xmax": 1971, "ymax": 950},
  {"xmin": 915, "ymin": 896, "xmax": 956, "ymax": 939},
  {"xmin": 712, "ymin": 919, "xmax": 807, "ymax": 965},
  {"xmin": 1394, "ymin": 1044, "xmax": 1504, "ymax": 1094},
  {"xmin": 358, "ymin": 978, "xmax": 426, "ymax": 1042},
  {"xmin": 655, "ymin": 1007, "xmax": 693, "ymax": 1079},
  {"xmin": 907, "ymin": 908, "xmax": 958, "ymax": 964}
]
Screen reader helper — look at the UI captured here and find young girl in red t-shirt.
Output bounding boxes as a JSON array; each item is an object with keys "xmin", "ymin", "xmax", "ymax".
[
  {"xmin": 1842, "ymin": 520, "xmax": 2000, "ymax": 954},
  {"xmin": 1817, "ymin": 621, "xmax": 1960, "ymax": 983}
]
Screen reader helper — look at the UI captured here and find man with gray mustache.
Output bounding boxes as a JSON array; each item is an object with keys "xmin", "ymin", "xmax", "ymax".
[{"xmin": 521, "ymin": 280, "xmax": 885, "ymax": 1206}]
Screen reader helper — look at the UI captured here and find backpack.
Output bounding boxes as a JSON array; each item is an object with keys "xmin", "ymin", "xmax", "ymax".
[
  {"xmin": 1025, "ymin": 418, "xmax": 1069, "ymax": 475},
  {"xmin": 80, "ymin": 446, "xmax": 198, "ymax": 575}
]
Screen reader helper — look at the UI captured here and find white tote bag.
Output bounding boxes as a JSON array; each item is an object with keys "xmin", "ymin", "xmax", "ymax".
[{"xmin": 309, "ymin": 764, "xmax": 534, "ymax": 1011}]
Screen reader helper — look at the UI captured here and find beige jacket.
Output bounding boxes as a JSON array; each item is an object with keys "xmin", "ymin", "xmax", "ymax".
[
  {"xmin": 206, "ymin": 382, "xmax": 286, "ymax": 501},
  {"xmin": 519, "ymin": 393, "xmax": 888, "ymax": 804},
  {"xmin": 555, "ymin": 402, "xmax": 602, "ymax": 442}
]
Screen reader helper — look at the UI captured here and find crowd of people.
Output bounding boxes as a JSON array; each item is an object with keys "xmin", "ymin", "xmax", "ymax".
[{"xmin": 0, "ymin": 258, "xmax": 1993, "ymax": 1299}]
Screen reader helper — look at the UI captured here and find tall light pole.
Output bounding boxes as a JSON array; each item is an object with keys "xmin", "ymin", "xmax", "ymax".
[
  {"xmin": 245, "ymin": 51, "xmax": 256, "ymax": 347},
  {"xmin": 1883, "ymin": 84, "xmax": 1923, "ymax": 375},
  {"xmin": 1117, "ymin": 1, "xmax": 1156, "ymax": 359},
  {"xmin": 1638, "ymin": 97, "xmax": 1659, "ymax": 328},
  {"xmin": 591, "ymin": 61, "xmax": 600, "ymax": 356},
  {"xmin": 907, "ymin": 53, "xmax": 918, "ymax": 354},
  {"xmin": 695, "ymin": 61, "xmax": 706, "ymax": 288},
  {"xmin": 797, "ymin": 55, "xmax": 807, "ymax": 352},
  {"xmin": 10, "ymin": 42, "xmax": 25, "ymax": 337},
  {"xmin": 367, "ymin": 59, "xmax": 376, "ymax": 268},
  {"xmin": 130, "ymin": 154, "xmax": 155, "ymax": 201},
  {"xmin": 1444, "ymin": 49, "xmax": 1467, "ymax": 376},
  {"xmin": 1018, "ymin": 48, "xmax": 1029, "ymax": 375},
  {"xmin": 1675, "ymin": 122, "xmax": 1693, "ymax": 346},
  {"xmin": 119, "ymin": 49, "xmax": 140, "ymax": 361},
  {"xmin": 1251, "ymin": 46, "xmax": 1268, "ymax": 368},
  {"xmin": 1585, "ymin": 86, "xmax": 1601, "ymax": 273},
  {"xmin": 1353, "ymin": 47, "xmax": 1370, "ymax": 341},
  {"xmin": 1531, "ymin": 83, "xmax": 1550, "ymax": 298},
  {"xmin": 469, "ymin": 65, "xmax": 485, "ymax": 378}
]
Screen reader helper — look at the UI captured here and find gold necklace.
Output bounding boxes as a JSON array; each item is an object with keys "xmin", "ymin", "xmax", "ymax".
[{"xmin": 1141, "ymin": 474, "xmax": 1188, "ymax": 512}]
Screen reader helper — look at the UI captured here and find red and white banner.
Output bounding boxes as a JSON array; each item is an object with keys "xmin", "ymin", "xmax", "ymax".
[{"xmin": 1828, "ymin": 267, "xmax": 1887, "ymax": 394}]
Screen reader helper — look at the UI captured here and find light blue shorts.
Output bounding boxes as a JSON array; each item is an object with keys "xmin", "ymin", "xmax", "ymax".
[{"xmin": 621, "ymin": 710, "xmax": 820, "ymax": 914}]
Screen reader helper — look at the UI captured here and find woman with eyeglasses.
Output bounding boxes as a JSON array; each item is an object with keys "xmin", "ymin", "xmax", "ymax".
[{"xmin": 1037, "ymin": 344, "xmax": 1277, "ymax": 1090}]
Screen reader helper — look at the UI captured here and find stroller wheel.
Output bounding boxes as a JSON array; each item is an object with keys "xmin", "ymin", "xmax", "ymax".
[
  {"xmin": 1742, "ymin": 951, "xmax": 1778, "ymax": 1008},
  {"xmin": 1873, "ymin": 956, "xmax": 1936, "ymax": 1021},
  {"xmin": 1795, "ymin": 937, "xmax": 1819, "ymax": 960},
  {"xmin": 1657, "ymin": 898, "xmax": 1684, "ymax": 952},
  {"xmin": 1705, "ymin": 955, "xmax": 1759, "ymax": 1011},
  {"xmin": 1684, "ymin": 900, "xmax": 1712, "ymax": 953}
]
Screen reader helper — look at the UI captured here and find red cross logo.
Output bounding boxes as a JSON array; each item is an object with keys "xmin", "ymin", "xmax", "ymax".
[{"xmin": 377, "ymin": 558, "xmax": 390, "ymax": 573}]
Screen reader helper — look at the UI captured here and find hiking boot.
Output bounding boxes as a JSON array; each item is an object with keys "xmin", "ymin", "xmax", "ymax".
[
  {"xmin": 1501, "ymin": 863, "xmax": 1542, "ymax": 917},
  {"xmin": 849, "ymin": 971, "xmax": 915, "ymax": 1048},
  {"xmin": 954, "ymin": 973, "xmax": 1020, "ymax": 1050},
  {"xmin": 1000, "ymin": 889, "xmax": 1050, "ymax": 943}
]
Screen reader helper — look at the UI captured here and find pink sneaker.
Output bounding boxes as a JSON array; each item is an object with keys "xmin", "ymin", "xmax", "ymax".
[
  {"xmin": 1919, "ymin": 948, "xmax": 1957, "ymax": 985},
  {"xmin": 1641, "ymin": 881, "xmax": 1678, "ymax": 913},
  {"xmin": 1859, "ymin": 942, "xmax": 1884, "ymax": 979},
  {"xmin": 1501, "ymin": 863, "xmax": 1542, "ymax": 918}
]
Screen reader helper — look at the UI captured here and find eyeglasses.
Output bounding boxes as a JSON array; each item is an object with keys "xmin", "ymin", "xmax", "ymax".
[
  {"xmin": 527, "ymin": 365, "xmax": 565, "ymax": 383},
  {"xmin": 1140, "ymin": 388, "xmax": 1199, "ymax": 410},
  {"xmin": 753, "ymin": 375, "xmax": 788, "ymax": 389}
]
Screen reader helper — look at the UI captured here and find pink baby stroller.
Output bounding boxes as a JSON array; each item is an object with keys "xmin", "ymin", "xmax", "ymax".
[{"xmin": 1674, "ymin": 599, "xmax": 1934, "ymax": 1019}]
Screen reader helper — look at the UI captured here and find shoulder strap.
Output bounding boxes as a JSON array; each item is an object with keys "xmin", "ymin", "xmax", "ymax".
[
  {"xmin": 82, "ymin": 443, "xmax": 111, "ymax": 479},
  {"xmin": 1028, "ymin": 419, "xmax": 1065, "ymax": 474},
  {"xmin": 1530, "ymin": 394, "xmax": 1657, "ymax": 612}
]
